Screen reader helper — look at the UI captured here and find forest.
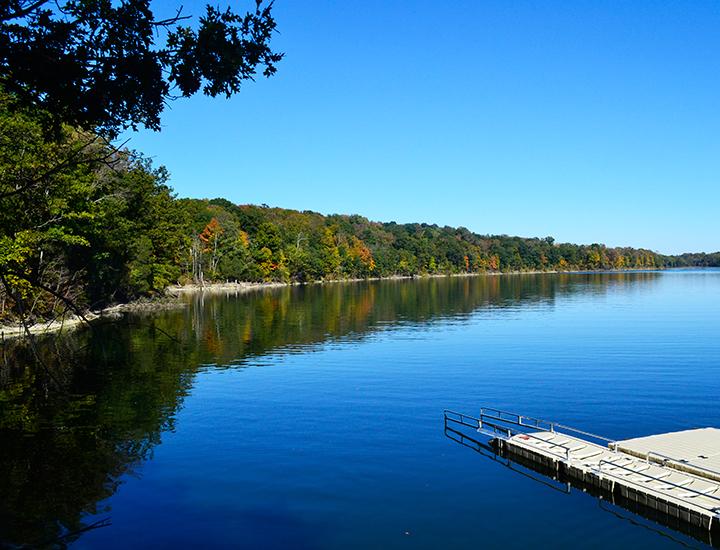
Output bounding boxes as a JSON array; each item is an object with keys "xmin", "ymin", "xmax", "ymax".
[
  {"xmin": 1, "ymin": 89, "xmax": 717, "ymax": 325},
  {"xmin": 1, "ymin": 0, "xmax": 717, "ymax": 327}
]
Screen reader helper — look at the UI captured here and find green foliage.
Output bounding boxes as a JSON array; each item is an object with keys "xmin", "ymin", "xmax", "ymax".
[
  {"xmin": 0, "ymin": 0, "xmax": 282, "ymax": 136},
  {"xmin": 0, "ymin": 90, "xmax": 717, "ymax": 324},
  {"xmin": 0, "ymin": 92, "xmax": 185, "ymax": 320},
  {"xmin": 171, "ymin": 202, "xmax": 719, "ymax": 288}
]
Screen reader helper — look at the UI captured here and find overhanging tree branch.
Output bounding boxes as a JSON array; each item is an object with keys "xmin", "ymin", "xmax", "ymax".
[
  {"xmin": 0, "ymin": 0, "xmax": 51, "ymax": 22},
  {"xmin": 0, "ymin": 0, "xmax": 282, "ymax": 137}
]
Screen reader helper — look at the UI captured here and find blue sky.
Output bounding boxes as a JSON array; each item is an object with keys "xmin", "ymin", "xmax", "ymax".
[{"xmin": 125, "ymin": 1, "xmax": 719, "ymax": 254}]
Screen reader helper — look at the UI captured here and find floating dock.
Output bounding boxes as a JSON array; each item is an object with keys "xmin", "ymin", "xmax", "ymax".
[
  {"xmin": 444, "ymin": 408, "xmax": 720, "ymax": 541},
  {"xmin": 615, "ymin": 428, "xmax": 720, "ymax": 483}
]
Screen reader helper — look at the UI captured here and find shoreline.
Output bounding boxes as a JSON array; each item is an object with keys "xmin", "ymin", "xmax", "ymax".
[
  {"xmin": 0, "ymin": 296, "xmax": 185, "ymax": 340},
  {"xmin": 0, "ymin": 267, "xmax": 681, "ymax": 340}
]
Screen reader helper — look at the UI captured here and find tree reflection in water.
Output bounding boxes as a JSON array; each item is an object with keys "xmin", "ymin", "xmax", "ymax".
[{"xmin": 0, "ymin": 273, "xmax": 661, "ymax": 547}]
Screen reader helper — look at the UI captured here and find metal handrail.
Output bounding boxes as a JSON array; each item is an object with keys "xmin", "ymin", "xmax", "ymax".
[
  {"xmin": 479, "ymin": 407, "xmax": 553, "ymax": 431},
  {"xmin": 443, "ymin": 409, "xmax": 480, "ymax": 427},
  {"xmin": 444, "ymin": 409, "xmax": 513, "ymax": 439},
  {"xmin": 643, "ymin": 449, "xmax": 720, "ymax": 479},
  {"xmin": 444, "ymin": 409, "xmax": 574, "ymax": 460},
  {"xmin": 553, "ymin": 423, "xmax": 617, "ymax": 444},
  {"xmin": 596, "ymin": 459, "xmax": 720, "ymax": 507},
  {"xmin": 478, "ymin": 406, "xmax": 617, "ymax": 446},
  {"xmin": 445, "ymin": 407, "xmax": 623, "ymax": 463}
]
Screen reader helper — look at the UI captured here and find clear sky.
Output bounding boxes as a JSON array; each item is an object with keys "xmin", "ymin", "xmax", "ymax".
[{"xmin": 125, "ymin": 0, "xmax": 719, "ymax": 255}]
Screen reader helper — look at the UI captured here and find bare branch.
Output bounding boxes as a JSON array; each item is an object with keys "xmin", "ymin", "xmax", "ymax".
[
  {"xmin": 151, "ymin": 6, "xmax": 192, "ymax": 28},
  {"xmin": 0, "ymin": 0, "xmax": 51, "ymax": 22}
]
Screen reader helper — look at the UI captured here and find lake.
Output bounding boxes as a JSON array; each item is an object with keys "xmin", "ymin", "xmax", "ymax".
[{"xmin": 1, "ymin": 271, "xmax": 719, "ymax": 548}]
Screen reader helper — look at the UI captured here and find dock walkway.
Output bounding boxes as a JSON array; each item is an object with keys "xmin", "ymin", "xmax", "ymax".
[{"xmin": 444, "ymin": 408, "xmax": 720, "ymax": 536}]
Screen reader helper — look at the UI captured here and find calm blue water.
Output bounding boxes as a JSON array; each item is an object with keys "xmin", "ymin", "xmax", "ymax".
[{"xmin": 1, "ymin": 271, "xmax": 719, "ymax": 548}]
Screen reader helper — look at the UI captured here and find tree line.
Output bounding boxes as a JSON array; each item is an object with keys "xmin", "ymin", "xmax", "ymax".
[
  {"xmin": 179, "ymin": 199, "xmax": 694, "ymax": 284},
  {"xmin": 0, "ymin": 95, "xmax": 716, "ymax": 325},
  {"xmin": 2, "ymin": 0, "xmax": 717, "ymax": 327}
]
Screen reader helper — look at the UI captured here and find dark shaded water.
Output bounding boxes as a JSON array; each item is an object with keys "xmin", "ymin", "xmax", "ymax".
[{"xmin": 1, "ymin": 271, "xmax": 719, "ymax": 548}]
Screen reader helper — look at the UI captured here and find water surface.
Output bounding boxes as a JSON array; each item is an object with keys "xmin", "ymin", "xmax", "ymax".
[{"xmin": 1, "ymin": 271, "xmax": 719, "ymax": 548}]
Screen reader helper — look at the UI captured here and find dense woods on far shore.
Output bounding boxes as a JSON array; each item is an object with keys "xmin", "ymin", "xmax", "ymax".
[
  {"xmin": 1, "ymin": 91, "xmax": 718, "ymax": 325},
  {"xmin": 1, "ymin": 0, "xmax": 717, "ymax": 328}
]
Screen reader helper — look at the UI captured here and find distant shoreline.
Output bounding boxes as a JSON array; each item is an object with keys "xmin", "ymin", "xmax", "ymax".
[{"xmin": 2, "ymin": 266, "xmax": 711, "ymax": 340}]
